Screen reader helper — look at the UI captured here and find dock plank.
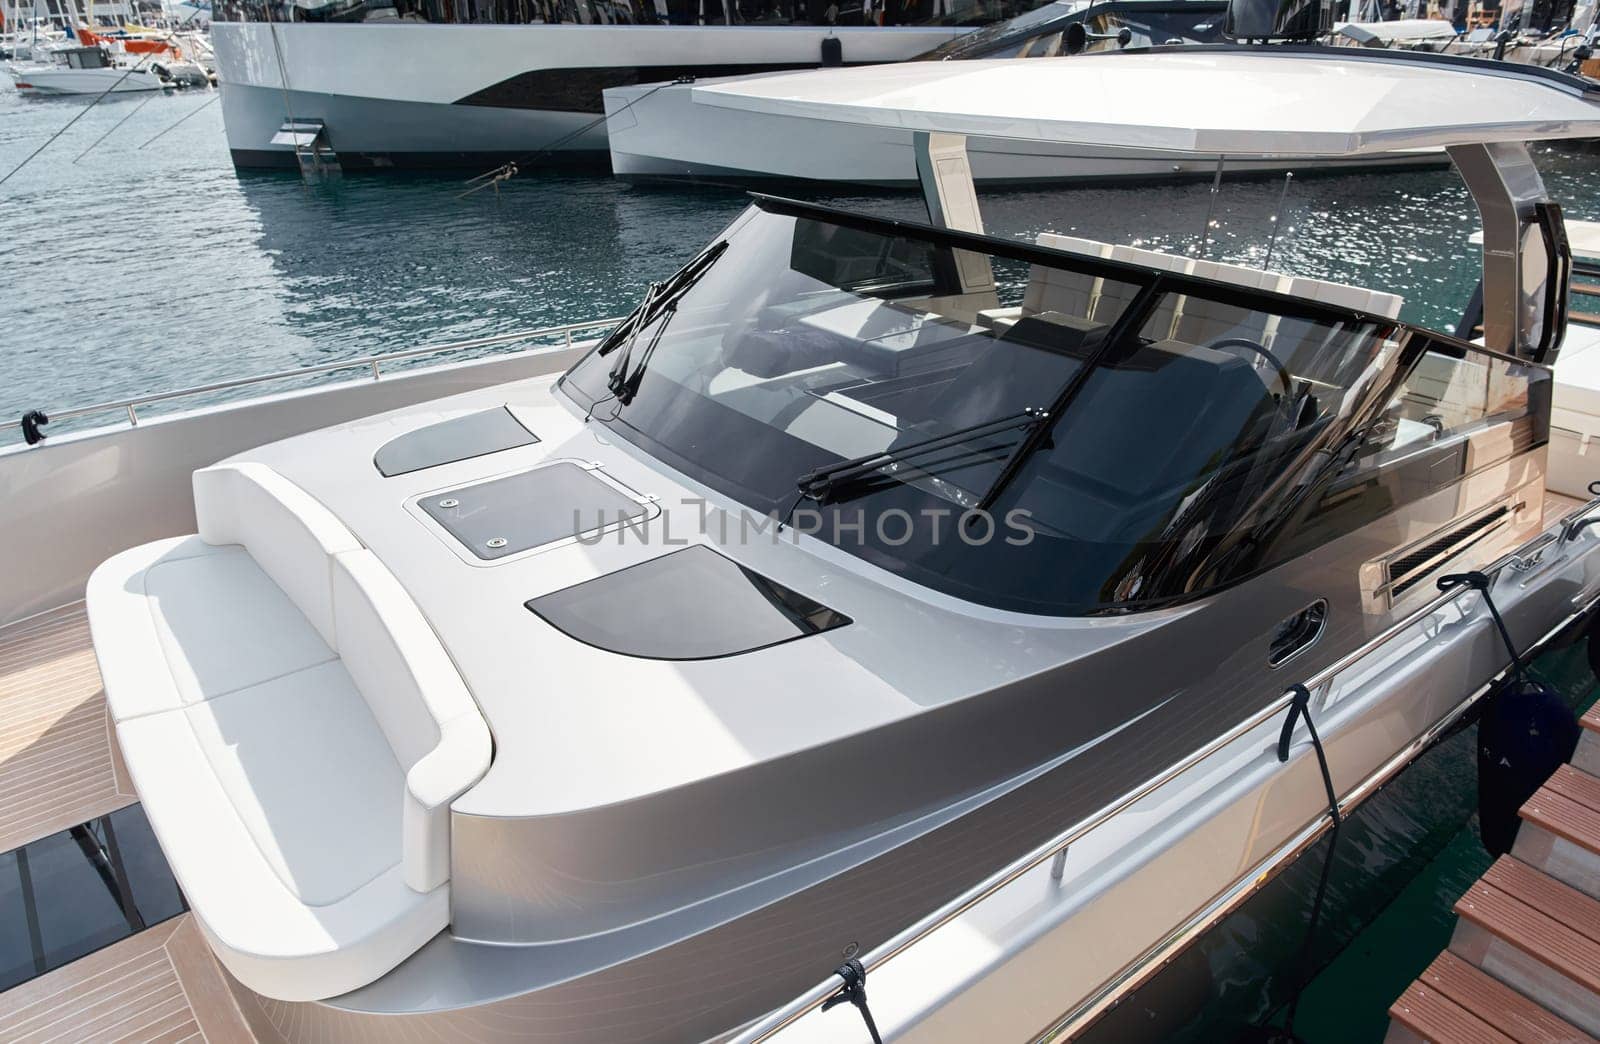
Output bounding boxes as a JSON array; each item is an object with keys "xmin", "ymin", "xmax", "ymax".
[
  {"xmin": 1456, "ymin": 861, "xmax": 1600, "ymax": 994},
  {"xmin": 1418, "ymin": 951, "xmax": 1597, "ymax": 1043},
  {"xmin": 1548, "ymin": 766, "xmax": 1600, "ymax": 815},
  {"xmin": 1522, "ymin": 787, "xmax": 1600, "ymax": 859},
  {"xmin": 1390, "ymin": 976, "xmax": 1516, "ymax": 1044}
]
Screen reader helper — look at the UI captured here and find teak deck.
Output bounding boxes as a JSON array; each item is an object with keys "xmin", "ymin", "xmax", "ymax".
[
  {"xmin": 0, "ymin": 604, "xmax": 133, "ymax": 855},
  {"xmin": 0, "ymin": 607, "xmax": 257, "ymax": 1043}
]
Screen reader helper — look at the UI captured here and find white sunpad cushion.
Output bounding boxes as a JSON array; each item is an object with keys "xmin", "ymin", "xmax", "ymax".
[
  {"xmin": 185, "ymin": 660, "xmax": 405, "ymax": 907},
  {"xmin": 144, "ymin": 547, "xmax": 335, "ymax": 709},
  {"xmin": 90, "ymin": 536, "xmax": 214, "ymax": 722},
  {"xmin": 117, "ymin": 707, "xmax": 447, "ymax": 1002}
]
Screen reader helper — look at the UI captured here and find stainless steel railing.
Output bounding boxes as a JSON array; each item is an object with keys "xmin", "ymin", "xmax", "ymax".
[
  {"xmin": 1, "ymin": 317, "xmax": 623, "ymax": 437},
  {"xmin": 734, "ymin": 499, "xmax": 1600, "ymax": 1043}
]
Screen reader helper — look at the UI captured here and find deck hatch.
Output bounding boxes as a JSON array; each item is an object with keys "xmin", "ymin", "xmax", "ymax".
[
  {"xmin": 374, "ymin": 407, "xmax": 539, "ymax": 477},
  {"xmin": 419, "ymin": 462, "xmax": 647, "ymax": 560},
  {"xmin": 526, "ymin": 545, "xmax": 850, "ymax": 660}
]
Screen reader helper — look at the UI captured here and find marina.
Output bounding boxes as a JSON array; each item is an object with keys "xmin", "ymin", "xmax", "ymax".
[{"xmin": 11, "ymin": 3, "xmax": 1600, "ymax": 1042}]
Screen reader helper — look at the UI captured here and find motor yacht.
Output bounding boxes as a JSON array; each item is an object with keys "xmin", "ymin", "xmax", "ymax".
[
  {"xmin": 208, "ymin": 0, "xmax": 1020, "ymax": 170},
  {"xmin": 4, "ymin": 39, "xmax": 1600, "ymax": 1044},
  {"xmin": 602, "ymin": 5, "xmax": 1450, "ymax": 186},
  {"xmin": 6, "ymin": 42, "xmax": 170, "ymax": 92}
]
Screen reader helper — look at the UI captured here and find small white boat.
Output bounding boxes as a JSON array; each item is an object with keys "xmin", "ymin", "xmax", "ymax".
[{"xmin": 8, "ymin": 44, "xmax": 168, "ymax": 94}]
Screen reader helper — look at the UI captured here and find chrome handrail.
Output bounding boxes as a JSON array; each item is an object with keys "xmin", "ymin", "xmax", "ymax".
[
  {"xmin": 1, "ymin": 317, "xmax": 623, "ymax": 436},
  {"xmin": 733, "ymin": 506, "xmax": 1600, "ymax": 1043}
]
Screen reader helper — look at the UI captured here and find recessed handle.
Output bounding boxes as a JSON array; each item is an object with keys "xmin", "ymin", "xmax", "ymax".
[{"xmin": 1270, "ymin": 600, "xmax": 1327, "ymax": 669}]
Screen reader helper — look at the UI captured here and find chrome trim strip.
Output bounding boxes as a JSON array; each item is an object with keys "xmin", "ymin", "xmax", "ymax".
[
  {"xmin": 735, "ymin": 501, "xmax": 1600, "ymax": 1044},
  {"xmin": 0, "ymin": 317, "xmax": 623, "ymax": 435},
  {"xmin": 1036, "ymin": 580, "xmax": 1600, "ymax": 1042}
]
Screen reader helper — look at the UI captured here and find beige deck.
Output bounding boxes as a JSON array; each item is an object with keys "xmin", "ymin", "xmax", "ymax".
[
  {"xmin": 0, "ymin": 606, "xmax": 258, "ymax": 1042},
  {"xmin": 0, "ymin": 603, "xmax": 135, "ymax": 854},
  {"xmin": 0, "ymin": 916, "xmax": 255, "ymax": 1044}
]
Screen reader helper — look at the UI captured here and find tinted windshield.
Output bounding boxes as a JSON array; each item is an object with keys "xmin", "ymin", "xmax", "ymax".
[{"xmin": 559, "ymin": 202, "xmax": 1405, "ymax": 615}]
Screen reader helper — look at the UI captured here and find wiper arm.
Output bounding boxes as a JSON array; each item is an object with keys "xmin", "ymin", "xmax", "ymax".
[
  {"xmin": 600, "ymin": 239, "xmax": 728, "ymax": 406},
  {"xmin": 795, "ymin": 407, "xmax": 1047, "ymax": 507}
]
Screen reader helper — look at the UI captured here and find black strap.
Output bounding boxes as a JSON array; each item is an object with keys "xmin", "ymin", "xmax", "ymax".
[
  {"xmin": 1275, "ymin": 684, "xmax": 1341, "ymax": 1041},
  {"xmin": 821, "ymin": 958, "xmax": 883, "ymax": 1044},
  {"xmin": 20, "ymin": 409, "xmax": 48, "ymax": 446},
  {"xmin": 1438, "ymin": 571, "xmax": 1523, "ymax": 680}
]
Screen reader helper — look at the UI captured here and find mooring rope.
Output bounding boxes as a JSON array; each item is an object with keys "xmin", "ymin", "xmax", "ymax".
[
  {"xmin": 1274, "ymin": 683, "xmax": 1341, "ymax": 1042},
  {"xmin": 138, "ymin": 93, "xmax": 218, "ymax": 149},
  {"xmin": 821, "ymin": 958, "xmax": 883, "ymax": 1044},
  {"xmin": 458, "ymin": 78, "xmax": 687, "ymax": 200}
]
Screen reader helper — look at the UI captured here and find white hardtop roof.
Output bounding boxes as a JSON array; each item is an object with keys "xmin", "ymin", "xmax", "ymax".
[
  {"xmin": 1336, "ymin": 18, "xmax": 1460, "ymax": 42},
  {"xmin": 692, "ymin": 50, "xmax": 1600, "ymax": 158}
]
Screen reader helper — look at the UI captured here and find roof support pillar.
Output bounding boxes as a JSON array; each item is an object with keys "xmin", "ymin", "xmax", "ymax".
[
  {"xmin": 1449, "ymin": 141, "xmax": 1557, "ymax": 359},
  {"xmin": 913, "ymin": 131, "xmax": 995, "ymax": 293}
]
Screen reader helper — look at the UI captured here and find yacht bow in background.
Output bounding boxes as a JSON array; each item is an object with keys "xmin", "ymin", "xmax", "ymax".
[{"xmin": 210, "ymin": 0, "xmax": 1035, "ymax": 170}]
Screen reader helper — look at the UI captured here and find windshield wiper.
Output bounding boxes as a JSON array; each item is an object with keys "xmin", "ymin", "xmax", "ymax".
[
  {"xmin": 599, "ymin": 239, "xmax": 729, "ymax": 406},
  {"xmin": 793, "ymin": 407, "xmax": 1047, "ymax": 509}
]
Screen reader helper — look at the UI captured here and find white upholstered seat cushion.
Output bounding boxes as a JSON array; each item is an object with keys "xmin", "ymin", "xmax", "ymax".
[
  {"xmin": 332, "ymin": 550, "xmax": 492, "ymax": 893},
  {"xmin": 118, "ymin": 702, "xmax": 445, "ymax": 1002},
  {"xmin": 87, "ymin": 463, "xmax": 493, "ymax": 1001},
  {"xmin": 185, "ymin": 660, "xmax": 405, "ymax": 906},
  {"xmin": 145, "ymin": 548, "xmax": 335, "ymax": 710},
  {"xmin": 193, "ymin": 462, "xmax": 361, "ymax": 647},
  {"xmin": 89, "ymin": 536, "xmax": 448, "ymax": 1001}
]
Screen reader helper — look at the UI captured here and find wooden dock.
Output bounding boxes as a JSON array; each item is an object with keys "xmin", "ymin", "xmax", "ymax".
[{"xmin": 1389, "ymin": 706, "xmax": 1600, "ymax": 1043}]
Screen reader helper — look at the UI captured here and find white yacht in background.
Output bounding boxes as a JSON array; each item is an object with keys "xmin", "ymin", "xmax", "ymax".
[
  {"xmin": 209, "ymin": 0, "xmax": 1033, "ymax": 170},
  {"xmin": 604, "ymin": 0, "xmax": 1347, "ymax": 186},
  {"xmin": 6, "ymin": 42, "xmax": 170, "ymax": 92},
  {"xmin": 603, "ymin": 9, "xmax": 1450, "ymax": 187},
  {"xmin": 3, "ymin": 35, "xmax": 1600, "ymax": 1044}
]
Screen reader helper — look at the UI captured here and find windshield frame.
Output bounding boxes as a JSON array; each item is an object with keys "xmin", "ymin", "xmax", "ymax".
[{"xmin": 558, "ymin": 194, "xmax": 1540, "ymax": 616}]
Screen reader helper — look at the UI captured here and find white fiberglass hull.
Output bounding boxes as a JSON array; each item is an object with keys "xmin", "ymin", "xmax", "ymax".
[
  {"xmin": 9, "ymin": 64, "xmax": 167, "ymax": 94},
  {"xmin": 605, "ymin": 76, "xmax": 1449, "ymax": 187},
  {"xmin": 211, "ymin": 21, "xmax": 964, "ymax": 169}
]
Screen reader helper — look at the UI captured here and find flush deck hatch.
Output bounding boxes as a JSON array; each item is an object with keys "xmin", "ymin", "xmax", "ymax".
[{"xmin": 419, "ymin": 462, "xmax": 648, "ymax": 560}]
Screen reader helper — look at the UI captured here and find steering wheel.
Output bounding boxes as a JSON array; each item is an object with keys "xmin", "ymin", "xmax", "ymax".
[{"xmin": 1206, "ymin": 336, "xmax": 1295, "ymax": 399}]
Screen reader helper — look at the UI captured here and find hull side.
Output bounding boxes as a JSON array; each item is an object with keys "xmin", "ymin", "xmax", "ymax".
[{"xmin": 211, "ymin": 22, "xmax": 962, "ymax": 168}]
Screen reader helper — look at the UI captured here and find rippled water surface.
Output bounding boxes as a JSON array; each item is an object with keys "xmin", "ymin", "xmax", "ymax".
[{"xmin": 3, "ymin": 82, "xmax": 1600, "ymax": 429}]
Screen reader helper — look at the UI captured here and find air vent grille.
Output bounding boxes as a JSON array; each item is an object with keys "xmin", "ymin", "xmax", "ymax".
[{"xmin": 1388, "ymin": 505, "xmax": 1510, "ymax": 599}]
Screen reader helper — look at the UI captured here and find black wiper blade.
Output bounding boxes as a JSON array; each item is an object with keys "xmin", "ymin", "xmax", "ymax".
[
  {"xmin": 796, "ymin": 407, "xmax": 1047, "ymax": 506},
  {"xmin": 602, "ymin": 239, "xmax": 728, "ymax": 406}
]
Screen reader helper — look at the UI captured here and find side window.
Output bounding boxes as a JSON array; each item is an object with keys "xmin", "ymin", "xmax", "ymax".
[
  {"xmin": 1371, "ymin": 343, "xmax": 1536, "ymax": 460},
  {"xmin": 1302, "ymin": 339, "xmax": 1547, "ymax": 550}
]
